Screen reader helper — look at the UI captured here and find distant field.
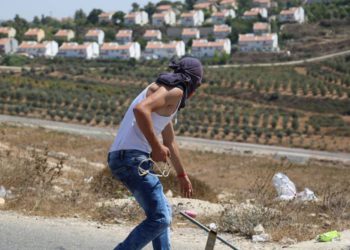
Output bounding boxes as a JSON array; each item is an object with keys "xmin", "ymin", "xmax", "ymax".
[{"xmin": 0, "ymin": 56, "xmax": 350, "ymax": 152}]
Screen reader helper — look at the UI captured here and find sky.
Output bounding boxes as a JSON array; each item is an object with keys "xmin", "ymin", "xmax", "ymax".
[{"xmin": 0, "ymin": 0, "xmax": 176, "ymax": 21}]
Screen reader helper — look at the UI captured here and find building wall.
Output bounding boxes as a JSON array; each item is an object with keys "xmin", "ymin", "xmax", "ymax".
[
  {"xmin": 0, "ymin": 38, "xmax": 18, "ymax": 54},
  {"xmin": 239, "ymin": 34, "xmax": 279, "ymax": 52},
  {"xmin": 144, "ymin": 42, "xmax": 185, "ymax": 59},
  {"xmin": 116, "ymin": 37, "xmax": 133, "ymax": 44},
  {"xmin": 100, "ymin": 43, "xmax": 141, "ymax": 60}
]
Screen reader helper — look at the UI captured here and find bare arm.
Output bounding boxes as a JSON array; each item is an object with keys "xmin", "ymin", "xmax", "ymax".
[
  {"xmin": 133, "ymin": 85, "xmax": 183, "ymax": 162},
  {"xmin": 162, "ymin": 123, "xmax": 193, "ymax": 198}
]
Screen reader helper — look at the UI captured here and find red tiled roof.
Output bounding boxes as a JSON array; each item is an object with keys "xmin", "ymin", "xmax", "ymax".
[
  {"xmin": 192, "ymin": 39, "xmax": 228, "ymax": 47},
  {"xmin": 98, "ymin": 12, "xmax": 115, "ymax": 18},
  {"xmin": 0, "ymin": 38, "xmax": 11, "ymax": 45},
  {"xmin": 146, "ymin": 41, "xmax": 180, "ymax": 49},
  {"xmin": 253, "ymin": 22, "xmax": 270, "ymax": 30},
  {"xmin": 85, "ymin": 29, "xmax": 103, "ymax": 37},
  {"xmin": 115, "ymin": 30, "xmax": 132, "ymax": 38},
  {"xmin": 181, "ymin": 11, "xmax": 196, "ymax": 18},
  {"xmin": 212, "ymin": 10, "xmax": 230, "ymax": 17},
  {"xmin": 19, "ymin": 41, "xmax": 47, "ymax": 49},
  {"xmin": 156, "ymin": 4, "xmax": 172, "ymax": 11},
  {"xmin": 253, "ymin": 0, "xmax": 270, "ymax": 3},
  {"xmin": 194, "ymin": 2, "xmax": 211, "ymax": 9},
  {"xmin": 101, "ymin": 43, "xmax": 132, "ymax": 50},
  {"xmin": 54, "ymin": 29, "xmax": 74, "ymax": 37},
  {"xmin": 220, "ymin": 0, "xmax": 237, "ymax": 4},
  {"xmin": 182, "ymin": 28, "xmax": 199, "ymax": 36},
  {"xmin": 144, "ymin": 30, "xmax": 161, "ymax": 37},
  {"xmin": 59, "ymin": 42, "xmax": 90, "ymax": 50},
  {"xmin": 24, "ymin": 28, "xmax": 43, "ymax": 36},
  {"xmin": 244, "ymin": 8, "xmax": 262, "ymax": 16},
  {"xmin": 0, "ymin": 27, "xmax": 14, "ymax": 34},
  {"xmin": 239, "ymin": 33, "xmax": 275, "ymax": 42},
  {"xmin": 213, "ymin": 25, "xmax": 231, "ymax": 32},
  {"xmin": 280, "ymin": 7, "xmax": 299, "ymax": 15}
]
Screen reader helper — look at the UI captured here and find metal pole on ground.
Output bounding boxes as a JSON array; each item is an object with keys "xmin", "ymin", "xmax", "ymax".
[{"xmin": 179, "ymin": 211, "xmax": 239, "ymax": 250}]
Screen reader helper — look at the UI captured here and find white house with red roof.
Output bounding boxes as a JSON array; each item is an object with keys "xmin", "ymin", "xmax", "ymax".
[
  {"xmin": 253, "ymin": 22, "xmax": 271, "ymax": 35},
  {"xmin": 100, "ymin": 42, "xmax": 141, "ymax": 60},
  {"xmin": 219, "ymin": 0, "xmax": 238, "ymax": 9},
  {"xmin": 182, "ymin": 28, "xmax": 200, "ymax": 42},
  {"xmin": 0, "ymin": 27, "xmax": 16, "ymax": 38},
  {"xmin": 279, "ymin": 7, "xmax": 305, "ymax": 23},
  {"xmin": 181, "ymin": 10, "xmax": 205, "ymax": 27},
  {"xmin": 24, "ymin": 28, "xmax": 45, "ymax": 42},
  {"xmin": 57, "ymin": 42, "xmax": 99, "ymax": 59},
  {"xmin": 0, "ymin": 38, "xmax": 18, "ymax": 54},
  {"xmin": 212, "ymin": 9, "xmax": 236, "ymax": 24},
  {"xmin": 238, "ymin": 33, "xmax": 279, "ymax": 52},
  {"xmin": 144, "ymin": 41, "xmax": 185, "ymax": 59},
  {"xmin": 98, "ymin": 12, "xmax": 115, "ymax": 23},
  {"xmin": 54, "ymin": 29, "xmax": 75, "ymax": 41},
  {"xmin": 115, "ymin": 30, "xmax": 133, "ymax": 44},
  {"xmin": 84, "ymin": 29, "xmax": 105, "ymax": 45},
  {"xmin": 252, "ymin": 0, "xmax": 271, "ymax": 9},
  {"xmin": 124, "ymin": 11, "xmax": 149, "ymax": 26},
  {"xmin": 18, "ymin": 41, "xmax": 58, "ymax": 57},
  {"xmin": 152, "ymin": 10, "xmax": 176, "ymax": 27},
  {"xmin": 243, "ymin": 8, "xmax": 268, "ymax": 19},
  {"xmin": 213, "ymin": 24, "xmax": 232, "ymax": 39},
  {"xmin": 191, "ymin": 39, "xmax": 231, "ymax": 57},
  {"xmin": 144, "ymin": 30, "xmax": 162, "ymax": 41}
]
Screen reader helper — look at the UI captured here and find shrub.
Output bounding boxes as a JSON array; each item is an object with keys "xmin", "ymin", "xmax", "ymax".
[{"xmin": 221, "ymin": 203, "xmax": 279, "ymax": 237}]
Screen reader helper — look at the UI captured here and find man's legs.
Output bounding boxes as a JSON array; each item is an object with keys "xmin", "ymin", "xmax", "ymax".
[
  {"xmin": 152, "ymin": 194, "xmax": 172, "ymax": 250},
  {"xmin": 115, "ymin": 176, "xmax": 171, "ymax": 250},
  {"xmin": 108, "ymin": 150, "xmax": 172, "ymax": 250}
]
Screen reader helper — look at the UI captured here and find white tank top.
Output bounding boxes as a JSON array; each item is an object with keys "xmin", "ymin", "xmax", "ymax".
[{"xmin": 109, "ymin": 86, "xmax": 180, "ymax": 154}]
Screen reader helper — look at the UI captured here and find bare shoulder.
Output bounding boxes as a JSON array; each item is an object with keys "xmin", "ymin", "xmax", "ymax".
[{"xmin": 148, "ymin": 82, "xmax": 183, "ymax": 99}]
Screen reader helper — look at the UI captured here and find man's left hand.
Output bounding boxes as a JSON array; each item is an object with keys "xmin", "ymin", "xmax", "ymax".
[{"xmin": 179, "ymin": 175, "xmax": 193, "ymax": 198}]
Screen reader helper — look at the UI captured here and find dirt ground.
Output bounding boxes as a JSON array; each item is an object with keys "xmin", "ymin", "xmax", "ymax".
[{"xmin": 0, "ymin": 124, "xmax": 349, "ymax": 243}]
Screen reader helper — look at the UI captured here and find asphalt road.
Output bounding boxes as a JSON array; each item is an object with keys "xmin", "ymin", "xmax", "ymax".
[
  {"xmin": 0, "ymin": 210, "xmax": 233, "ymax": 250},
  {"xmin": 1, "ymin": 115, "xmax": 350, "ymax": 164},
  {"xmin": 1, "ymin": 210, "xmax": 349, "ymax": 250}
]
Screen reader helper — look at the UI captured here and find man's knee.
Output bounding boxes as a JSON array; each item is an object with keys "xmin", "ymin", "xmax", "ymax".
[{"xmin": 150, "ymin": 211, "xmax": 171, "ymax": 231}]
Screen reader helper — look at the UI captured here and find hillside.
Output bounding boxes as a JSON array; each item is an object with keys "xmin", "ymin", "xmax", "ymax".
[{"xmin": 0, "ymin": 55, "xmax": 349, "ymax": 152}]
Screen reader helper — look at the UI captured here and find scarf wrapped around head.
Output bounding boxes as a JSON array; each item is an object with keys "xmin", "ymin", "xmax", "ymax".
[{"xmin": 156, "ymin": 57, "xmax": 203, "ymax": 110}]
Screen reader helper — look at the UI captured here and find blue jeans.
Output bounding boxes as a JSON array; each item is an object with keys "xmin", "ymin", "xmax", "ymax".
[{"xmin": 107, "ymin": 150, "xmax": 172, "ymax": 250}]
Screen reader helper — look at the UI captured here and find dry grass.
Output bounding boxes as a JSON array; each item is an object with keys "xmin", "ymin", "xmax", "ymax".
[
  {"xmin": 217, "ymin": 159, "xmax": 350, "ymax": 241},
  {"xmin": 0, "ymin": 125, "xmax": 350, "ymax": 242}
]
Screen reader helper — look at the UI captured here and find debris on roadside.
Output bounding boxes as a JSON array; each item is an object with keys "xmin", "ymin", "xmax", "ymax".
[
  {"xmin": 272, "ymin": 172, "xmax": 317, "ymax": 202},
  {"xmin": 317, "ymin": 230, "xmax": 341, "ymax": 242},
  {"xmin": 252, "ymin": 233, "xmax": 270, "ymax": 242},
  {"xmin": 0, "ymin": 185, "xmax": 7, "ymax": 198},
  {"xmin": 252, "ymin": 224, "xmax": 270, "ymax": 242}
]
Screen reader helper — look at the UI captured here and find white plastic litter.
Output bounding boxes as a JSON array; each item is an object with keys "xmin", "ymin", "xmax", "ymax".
[
  {"xmin": 252, "ymin": 233, "xmax": 270, "ymax": 242},
  {"xmin": 209, "ymin": 223, "xmax": 217, "ymax": 231},
  {"xmin": 296, "ymin": 188, "xmax": 317, "ymax": 201},
  {"xmin": 0, "ymin": 186, "xmax": 6, "ymax": 198},
  {"xmin": 272, "ymin": 173, "xmax": 317, "ymax": 201},
  {"xmin": 272, "ymin": 173, "xmax": 296, "ymax": 201}
]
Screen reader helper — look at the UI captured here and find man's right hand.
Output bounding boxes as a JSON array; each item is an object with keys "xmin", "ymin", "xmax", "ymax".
[{"xmin": 152, "ymin": 144, "xmax": 170, "ymax": 162}]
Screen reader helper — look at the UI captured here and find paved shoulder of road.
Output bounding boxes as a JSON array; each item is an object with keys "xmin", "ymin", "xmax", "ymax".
[
  {"xmin": 0, "ymin": 210, "xmax": 230, "ymax": 250},
  {"xmin": 1, "ymin": 115, "xmax": 350, "ymax": 164}
]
